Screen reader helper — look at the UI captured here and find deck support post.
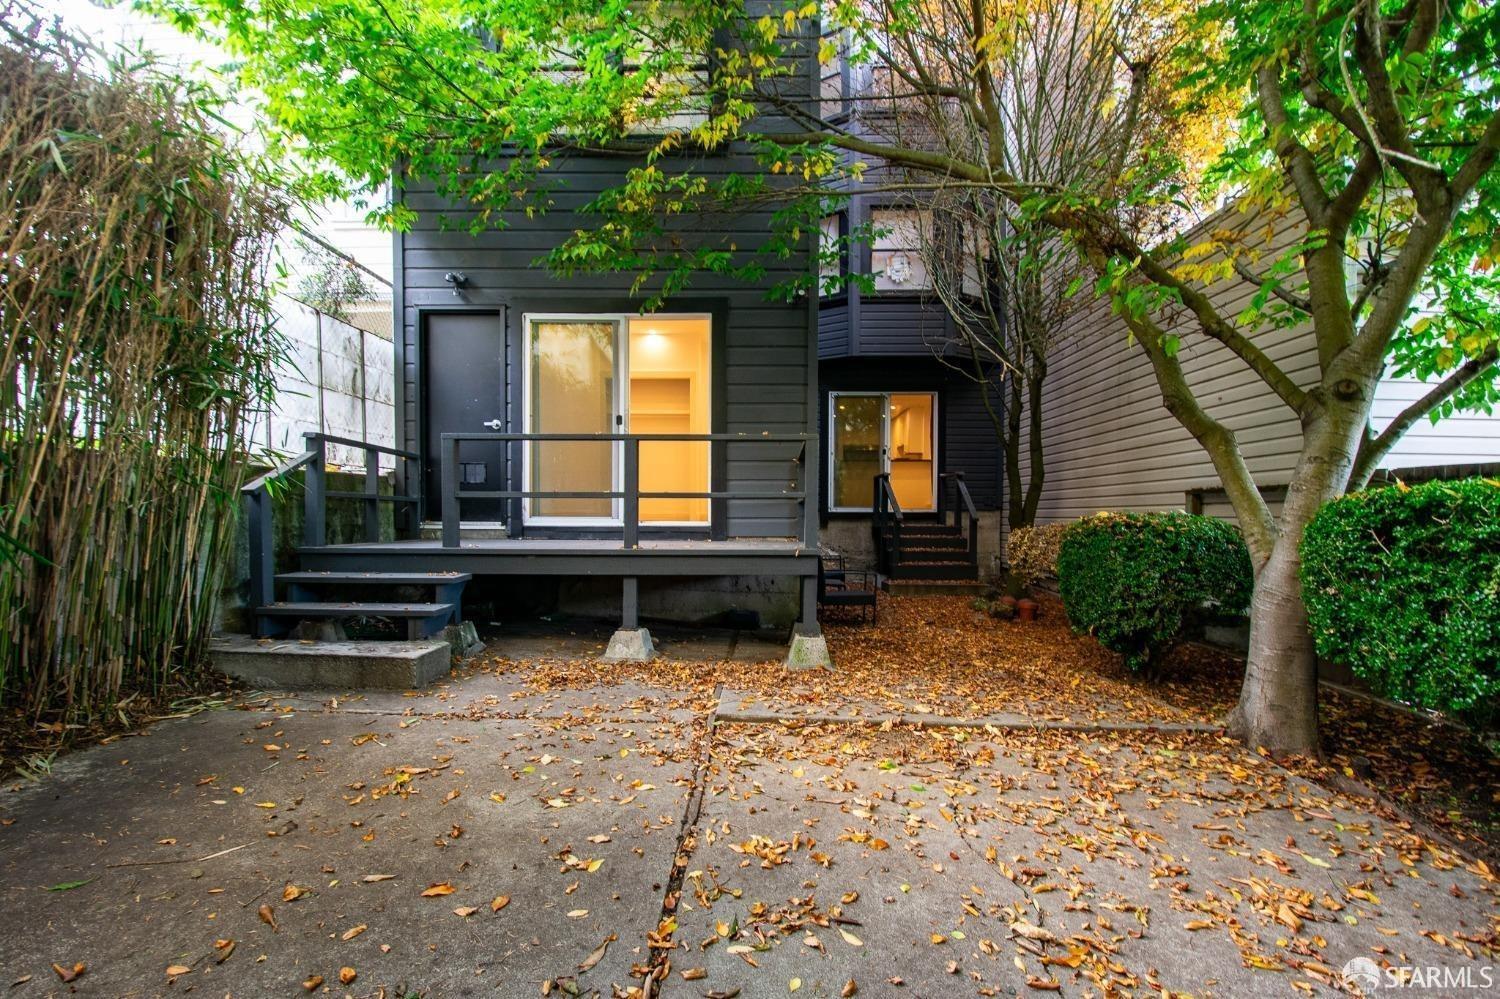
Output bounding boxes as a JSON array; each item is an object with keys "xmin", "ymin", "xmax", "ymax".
[
  {"xmin": 785, "ymin": 576, "xmax": 832, "ymax": 670},
  {"xmin": 603, "ymin": 576, "xmax": 653, "ymax": 662}
]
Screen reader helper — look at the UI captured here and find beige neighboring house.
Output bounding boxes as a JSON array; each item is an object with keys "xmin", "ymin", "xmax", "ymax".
[{"xmin": 1016, "ymin": 200, "xmax": 1500, "ymax": 531}]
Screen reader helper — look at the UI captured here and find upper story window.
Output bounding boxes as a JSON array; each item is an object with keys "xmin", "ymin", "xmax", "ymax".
[
  {"xmin": 819, "ymin": 214, "xmax": 845, "ymax": 296},
  {"xmin": 870, "ymin": 209, "xmax": 932, "ymax": 292}
]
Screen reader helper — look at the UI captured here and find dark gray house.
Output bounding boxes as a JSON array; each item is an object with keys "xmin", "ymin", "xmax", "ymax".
[
  {"xmin": 240, "ymin": 26, "xmax": 833, "ymax": 666},
  {"xmin": 814, "ymin": 60, "xmax": 1004, "ymax": 586}
]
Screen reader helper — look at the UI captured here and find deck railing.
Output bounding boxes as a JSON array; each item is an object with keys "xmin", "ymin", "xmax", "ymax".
[
  {"xmin": 438, "ymin": 432, "xmax": 817, "ymax": 549},
  {"xmin": 241, "ymin": 432, "xmax": 419, "ymax": 610}
]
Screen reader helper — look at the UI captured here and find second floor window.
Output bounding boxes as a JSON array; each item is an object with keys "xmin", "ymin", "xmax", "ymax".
[
  {"xmin": 819, "ymin": 214, "xmax": 844, "ymax": 295},
  {"xmin": 870, "ymin": 209, "xmax": 932, "ymax": 292}
]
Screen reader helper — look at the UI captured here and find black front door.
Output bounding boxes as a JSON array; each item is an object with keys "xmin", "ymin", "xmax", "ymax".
[{"xmin": 423, "ymin": 311, "xmax": 508, "ymax": 523}]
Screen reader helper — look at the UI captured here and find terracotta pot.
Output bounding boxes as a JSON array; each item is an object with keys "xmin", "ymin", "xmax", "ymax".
[
  {"xmin": 997, "ymin": 594, "xmax": 1019, "ymax": 609},
  {"xmin": 1016, "ymin": 598, "xmax": 1039, "ymax": 622}
]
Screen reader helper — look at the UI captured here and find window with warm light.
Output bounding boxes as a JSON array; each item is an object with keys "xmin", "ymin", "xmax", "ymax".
[
  {"xmin": 523, "ymin": 312, "xmax": 712, "ymax": 525},
  {"xmin": 628, "ymin": 316, "xmax": 711, "ymax": 523}
]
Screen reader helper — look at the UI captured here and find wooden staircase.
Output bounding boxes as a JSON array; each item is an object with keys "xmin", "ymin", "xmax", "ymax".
[
  {"xmin": 242, "ymin": 435, "xmax": 471, "ymax": 641},
  {"xmin": 255, "ymin": 571, "xmax": 471, "ymax": 640},
  {"xmin": 874, "ymin": 473, "xmax": 981, "ymax": 583}
]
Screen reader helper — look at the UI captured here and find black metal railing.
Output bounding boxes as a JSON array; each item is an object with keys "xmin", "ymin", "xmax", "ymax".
[
  {"xmin": 438, "ymin": 432, "xmax": 817, "ymax": 549},
  {"xmin": 937, "ymin": 471, "xmax": 980, "ymax": 565},
  {"xmin": 241, "ymin": 432, "xmax": 420, "ymax": 610},
  {"xmin": 872, "ymin": 472, "xmax": 903, "ymax": 575}
]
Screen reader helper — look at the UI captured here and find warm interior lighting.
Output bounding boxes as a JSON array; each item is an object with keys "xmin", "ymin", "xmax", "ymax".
[
  {"xmin": 888, "ymin": 393, "xmax": 934, "ymax": 510},
  {"xmin": 629, "ymin": 316, "xmax": 711, "ymax": 523}
]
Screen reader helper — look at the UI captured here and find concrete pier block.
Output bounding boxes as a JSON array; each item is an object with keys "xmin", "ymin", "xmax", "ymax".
[{"xmin": 601, "ymin": 627, "xmax": 655, "ymax": 663}]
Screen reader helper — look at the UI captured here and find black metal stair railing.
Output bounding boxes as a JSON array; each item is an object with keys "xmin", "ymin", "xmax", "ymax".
[
  {"xmin": 872, "ymin": 472, "xmax": 903, "ymax": 576},
  {"xmin": 241, "ymin": 431, "xmax": 421, "ymax": 613}
]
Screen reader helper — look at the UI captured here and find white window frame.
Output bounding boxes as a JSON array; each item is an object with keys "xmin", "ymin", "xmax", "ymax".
[
  {"xmin": 826, "ymin": 390, "xmax": 939, "ymax": 513},
  {"xmin": 520, "ymin": 311, "xmax": 713, "ymax": 528}
]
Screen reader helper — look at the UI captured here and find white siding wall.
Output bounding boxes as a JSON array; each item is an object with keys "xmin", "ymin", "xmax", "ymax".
[{"xmin": 1018, "ymin": 203, "xmax": 1500, "ymax": 528}]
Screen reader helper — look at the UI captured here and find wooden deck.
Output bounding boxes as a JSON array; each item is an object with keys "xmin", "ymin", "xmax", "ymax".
[{"xmin": 298, "ymin": 537, "xmax": 819, "ymax": 577}]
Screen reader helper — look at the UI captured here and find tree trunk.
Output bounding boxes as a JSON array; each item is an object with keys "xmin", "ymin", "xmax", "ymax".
[
  {"xmin": 1004, "ymin": 373, "xmax": 1026, "ymax": 530},
  {"xmin": 1233, "ymin": 533, "xmax": 1320, "ymax": 754},
  {"xmin": 1227, "ymin": 394, "xmax": 1372, "ymax": 755}
]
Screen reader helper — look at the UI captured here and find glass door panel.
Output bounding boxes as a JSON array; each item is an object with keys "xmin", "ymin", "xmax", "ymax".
[
  {"xmin": 830, "ymin": 394, "xmax": 885, "ymax": 510},
  {"xmin": 526, "ymin": 318, "xmax": 619, "ymax": 521},
  {"xmin": 628, "ymin": 316, "xmax": 711, "ymax": 523},
  {"xmin": 888, "ymin": 393, "xmax": 935, "ymax": 511}
]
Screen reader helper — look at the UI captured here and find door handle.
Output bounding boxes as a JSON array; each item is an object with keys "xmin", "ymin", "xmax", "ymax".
[{"xmin": 482, "ymin": 419, "xmax": 502, "ymax": 430}]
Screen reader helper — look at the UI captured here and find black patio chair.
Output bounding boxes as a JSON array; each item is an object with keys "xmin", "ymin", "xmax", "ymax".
[{"xmin": 817, "ymin": 553, "xmax": 878, "ymax": 624}]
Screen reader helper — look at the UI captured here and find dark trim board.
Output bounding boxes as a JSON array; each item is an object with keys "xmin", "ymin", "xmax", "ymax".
[{"xmin": 298, "ymin": 540, "xmax": 817, "ymax": 578}]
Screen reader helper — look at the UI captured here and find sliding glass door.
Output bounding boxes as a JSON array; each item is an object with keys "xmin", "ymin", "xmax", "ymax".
[
  {"xmin": 828, "ymin": 391, "xmax": 937, "ymax": 512},
  {"xmin": 522, "ymin": 313, "xmax": 712, "ymax": 527},
  {"xmin": 524, "ymin": 317, "xmax": 621, "ymax": 523}
]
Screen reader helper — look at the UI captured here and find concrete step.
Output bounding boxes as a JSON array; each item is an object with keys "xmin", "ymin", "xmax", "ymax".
[
  {"xmin": 887, "ymin": 562, "xmax": 980, "ymax": 581},
  {"xmin": 211, "ymin": 636, "xmax": 452, "ymax": 690},
  {"xmin": 884, "ymin": 580, "xmax": 991, "ymax": 597}
]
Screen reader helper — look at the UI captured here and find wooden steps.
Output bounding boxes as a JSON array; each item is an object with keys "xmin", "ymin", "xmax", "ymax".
[
  {"xmin": 258, "ymin": 602, "xmax": 456, "ymax": 640},
  {"xmin": 253, "ymin": 571, "xmax": 470, "ymax": 640}
]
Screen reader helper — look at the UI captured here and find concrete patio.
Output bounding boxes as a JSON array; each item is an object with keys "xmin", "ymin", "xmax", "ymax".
[{"xmin": 0, "ymin": 624, "xmax": 1495, "ymax": 997}]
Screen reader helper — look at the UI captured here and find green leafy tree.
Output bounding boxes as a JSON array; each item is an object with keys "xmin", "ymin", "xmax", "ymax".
[{"xmin": 153, "ymin": 0, "xmax": 1500, "ymax": 754}]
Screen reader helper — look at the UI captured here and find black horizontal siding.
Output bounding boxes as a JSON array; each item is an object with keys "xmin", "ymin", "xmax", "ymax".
[
  {"xmin": 398, "ymin": 150, "xmax": 812, "ymax": 538},
  {"xmin": 855, "ymin": 297, "xmax": 950, "ymax": 356},
  {"xmin": 819, "ymin": 303, "xmax": 849, "ymax": 356}
]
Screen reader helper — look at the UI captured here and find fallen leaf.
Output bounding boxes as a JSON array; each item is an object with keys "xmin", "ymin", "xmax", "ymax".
[
  {"xmin": 51, "ymin": 963, "xmax": 84, "ymax": 983},
  {"xmin": 567, "ymin": 909, "xmax": 589, "ymax": 919},
  {"xmin": 362, "ymin": 874, "xmax": 397, "ymax": 883},
  {"xmin": 282, "ymin": 884, "xmax": 307, "ymax": 902},
  {"xmin": 681, "ymin": 968, "xmax": 707, "ymax": 981},
  {"xmin": 341, "ymin": 924, "xmax": 367, "ymax": 941},
  {"xmin": 453, "ymin": 906, "xmax": 478, "ymax": 917},
  {"xmin": 339, "ymin": 967, "xmax": 357, "ymax": 985},
  {"xmin": 258, "ymin": 904, "xmax": 278, "ymax": 932},
  {"xmin": 302, "ymin": 974, "xmax": 323, "ymax": 991},
  {"xmin": 165, "ymin": 965, "xmax": 191, "ymax": 977},
  {"xmin": 841, "ymin": 980, "xmax": 858, "ymax": 998},
  {"xmin": 838, "ymin": 927, "xmax": 864, "ymax": 947},
  {"xmin": 491, "ymin": 894, "xmax": 511, "ymax": 912},
  {"xmin": 790, "ymin": 978, "xmax": 802, "ymax": 992},
  {"xmin": 578, "ymin": 933, "xmax": 616, "ymax": 972},
  {"xmin": 421, "ymin": 882, "xmax": 456, "ymax": 897},
  {"xmin": 46, "ymin": 879, "xmax": 93, "ymax": 892}
]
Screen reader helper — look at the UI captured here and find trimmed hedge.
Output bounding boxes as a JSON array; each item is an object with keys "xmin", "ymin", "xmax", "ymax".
[
  {"xmin": 1058, "ymin": 512, "xmax": 1253, "ymax": 675},
  {"xmin": 1301, "ymin": 477, "xmax": 1499, "ymax": 729}
]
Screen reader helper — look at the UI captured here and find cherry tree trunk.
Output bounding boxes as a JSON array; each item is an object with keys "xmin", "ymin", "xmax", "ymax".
[{"xmin": 1227, "ymin": 395, "xmax": 1372, "ymax": 756}]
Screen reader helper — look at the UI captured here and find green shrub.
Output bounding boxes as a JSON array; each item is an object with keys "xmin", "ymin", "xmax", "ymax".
[
  {"xmin": 1057, "ymin": 512, "xmax": 1253, "ymax": 675},
  {"xmin": 1301, "ymin": 477, "xmax": 1500, "ymax": 729},
  {"xmin": 1008, "ymin": 523, "xmax": 1069, "ymax": 585}
]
